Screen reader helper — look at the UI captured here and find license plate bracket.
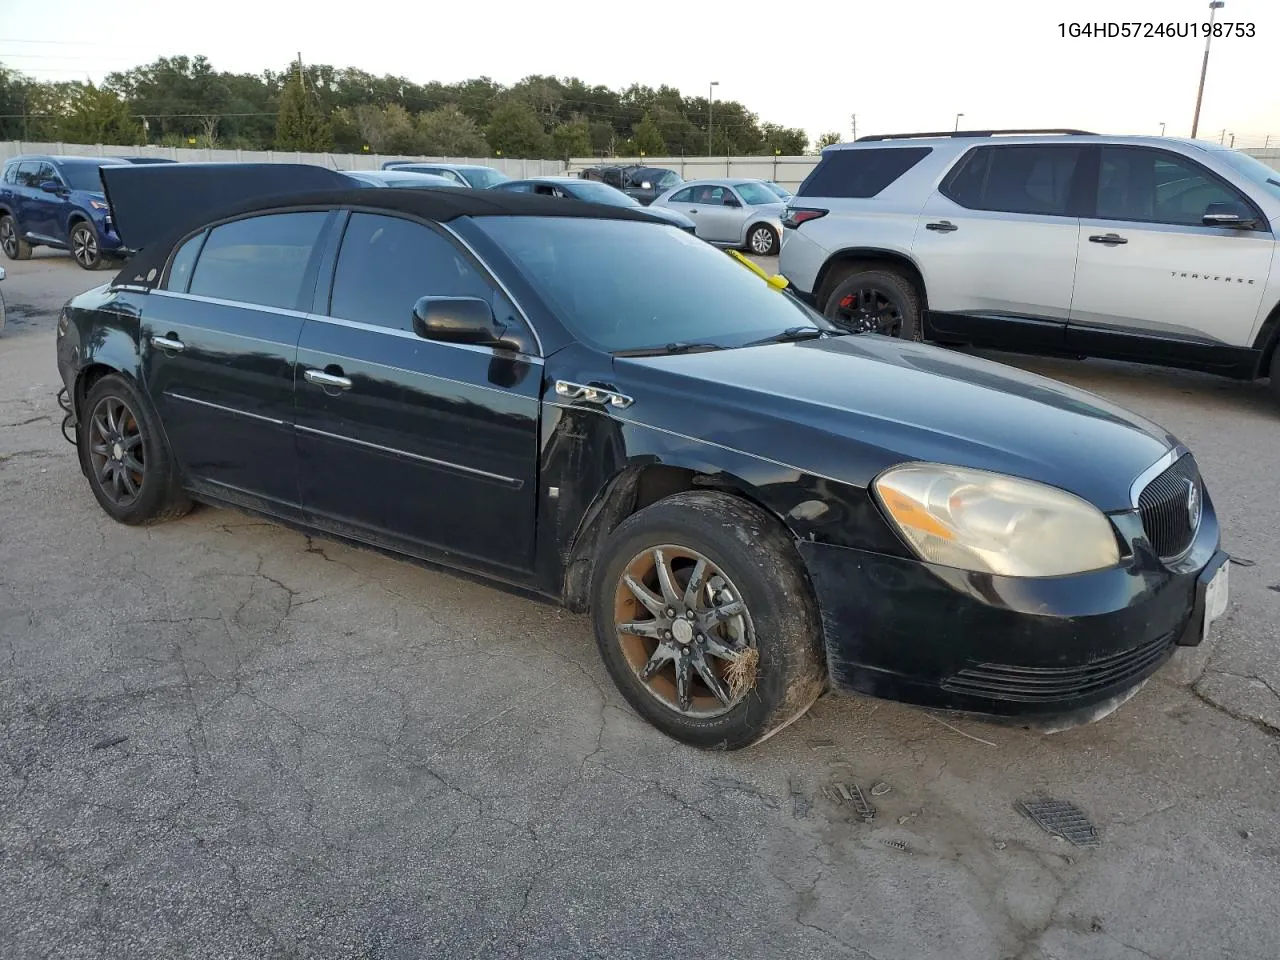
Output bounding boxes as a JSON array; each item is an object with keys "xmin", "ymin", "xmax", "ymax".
[{"xmin": 1177, "ymin": 550, "xmax": 1230, "ymax": 647}]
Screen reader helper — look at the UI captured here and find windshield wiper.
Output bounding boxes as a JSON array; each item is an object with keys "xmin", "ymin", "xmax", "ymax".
[
  {"xmin": 612, "ymin": 342, "xmax": 725, "ymax": 357},
  {"xmin": 742, "ymin": 326, "xmax": 832, "ymax": 347}
]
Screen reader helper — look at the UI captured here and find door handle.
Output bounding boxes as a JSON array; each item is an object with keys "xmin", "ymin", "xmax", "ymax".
[
  {"xmin": 304, "ymin": 368, "xmax": 353, "ymax": 390},
  {"xmin": 925, "ymin": 221, "xmax": 958, "ymax": 233},
  {"xmin": 1089, "ymin": 233, "xmax": 1128, "ymax": 245},
  {"xmin": 150, "ymin": 334, "xmax": 185, "ymax": 352},
  {"xmin": 688, "ymin": 209, "xmax": 698, "ymax": 214}
]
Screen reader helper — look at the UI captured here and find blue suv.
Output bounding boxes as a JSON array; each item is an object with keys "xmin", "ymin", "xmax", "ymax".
[{"xmin": 0, "ymin": 155, "xmax": 132, "ymax": 270}]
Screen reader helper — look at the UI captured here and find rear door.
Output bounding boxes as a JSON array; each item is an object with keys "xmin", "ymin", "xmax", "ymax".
[
  {"xmin": 1068, "ymin": 145, "xmax": 1272, "ymax": 355},
  {"xmin": 141, "ymin": 209, "xmax": 335, "ymax": 507},
  {"xmin": 294, "ymin": 210, "xmax": 542, "ymax": 572},
  {"xmin": 911, "ymin": 143, "xmax": 1086, "ymax": 349}
]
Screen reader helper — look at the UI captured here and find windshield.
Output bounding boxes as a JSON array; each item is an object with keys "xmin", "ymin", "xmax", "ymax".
[
  {"xmin": 59, "ymin": 162, "xmax": 117, "ymax": 193},
  {"xmin": 477, "ymin": 217, "xmax": 827, "ymax": 353},
  {"xmin": 1218, "ymin": 151, "xmax": 1280, "ymax": 199},
  {"xmin": 735, "ymin": 182, "xmax": 781, "ymax": 205},
  {"xmin": 565, "ymin": 180, "xmax": 638, "ymax": 207},
  {"xmin": 764, "ymin": 181, "xmax": 793, "ymax": 199},
  {"xmin": 465, "ymin": 167, "xmax": 511, "ymax": 188}
]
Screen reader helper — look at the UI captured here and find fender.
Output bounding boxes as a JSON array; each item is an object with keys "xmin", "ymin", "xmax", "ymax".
[{"xmin": 814, "ymin": 245, "xmax": 928, "ymax": 309}]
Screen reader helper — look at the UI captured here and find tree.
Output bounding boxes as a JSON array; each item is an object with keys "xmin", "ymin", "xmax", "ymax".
[
  {"xmin": 550, "ymin": 120, "xmax": 592, "ymax": 161},
  {"xmin": 416, "ymin": 104, "xmax": 488, "ymax": 156},
  {"xmin": 60, "ymin": 83, "xmax": 141, "ymax": 144},
  {"xmin": 814, "ymin": 131, "xmax": 842, "ymax": 151},
  {"xmin": 760, "ymin": 122, "xmax": 806, "ymax": 156},
  {"xmin": 275, "ymin": 66, "xmax": 330, "ymax": 151},
  {"xmin": 631, "ymin": 115, "xmax": 666, "ymax": 156},
  {"xmin": 349, "ymin": 103, "xmax": 418, "ymax": 154},
  {"xmin": 485, "ymin": 100, "xmax": 549, "ymax": 158}
]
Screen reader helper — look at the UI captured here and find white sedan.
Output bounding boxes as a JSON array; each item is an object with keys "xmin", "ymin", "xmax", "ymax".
[{"xmin": 651, "ymin": 179, "xmax": 786, "ymax": 256}]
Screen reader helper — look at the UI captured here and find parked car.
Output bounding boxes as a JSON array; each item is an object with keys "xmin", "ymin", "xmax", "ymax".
[
  {"xmin": 580, "ymin": 165, "xmax": 683, "ymax": 206},
  {"xmin": 652, "ymin": 178, "xmax": 786, "ymax": 255},
  {"xmin": 55, "ymin": 162, "xmax": 1229, "ymax": 749},
  {"xmin": 762, "ymin": 180, "xmax": 794, "ymax": 202},
  {"xmin": 380, "ymin": 162, "xmax": 510, "ymax": 189},
  {"xmin": 781, "ymin": 129, "xmax": 1280, "ymax": 402},
  {"xmin": 0, "ymin": 155, "xmax": 133, "ymax": 269},
  {"xmin": 344, "ymin": 170, "xmax": 463, "ymax": 190},
  {"xmin": 490, "ymin": 176, "xmax": 696, "ymax": 232}
]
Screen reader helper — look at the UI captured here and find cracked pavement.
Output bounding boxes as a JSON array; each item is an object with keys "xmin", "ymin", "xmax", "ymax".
[{"xmin": 2, "ymin": 252, "xmax": 1279, "ymax": 959}]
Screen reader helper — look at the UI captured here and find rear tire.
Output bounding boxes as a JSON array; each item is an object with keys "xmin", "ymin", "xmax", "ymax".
[
  {"xmin": 0, "ymin": 215, "xmax": 32, "ymax": 260},
  {"xmin": 747, "ymin": 223, "xmax": 779, "ymax": 256},
  {"xmin": 78, "ymin": 374, "xmax": 190, "ymax": 525},
  {"xmin": 824, "ymin": 267, "xmax": 922, "ymax": 341},
  {"xmin": 590, "ymin": 491, "xmax": 827, "ymax": 750}
]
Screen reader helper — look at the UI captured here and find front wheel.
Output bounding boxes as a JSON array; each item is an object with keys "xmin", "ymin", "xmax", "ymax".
[
  {"xmin": 69, "ymin": 221, "xmax": 104, "ymax": 270},
  {"xmin": 747, "ymin": 223, "xmax": 779, "ymax": 256},
  {"xmin": 590, "ymin": 491, "xmax": 827, "ymax": 750},
  {"xmin": 824, "ymin": 268, "xmax": 922, "ymax": 340}
]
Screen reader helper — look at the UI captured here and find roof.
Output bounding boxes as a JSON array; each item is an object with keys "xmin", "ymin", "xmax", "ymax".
[
  {"xmin": 5, "ymin": 154, "xmax": 131, "ymax": 165},
  {"xmin": 671, "ymin": 177, "xmax": 770, "ymax": 187},
  {"xmin": 828, "ymin": 134, "xmax": 1221, "ymax": 152}
]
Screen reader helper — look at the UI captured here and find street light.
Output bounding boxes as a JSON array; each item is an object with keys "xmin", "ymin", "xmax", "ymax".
[
  {"xmin": 1191, "ymin": 0, "xmax": 1225, "ymax": 138},
  {"xmin": 954, "ymin": 112, "xmax": 964, "ymax": 132},
  {"xmin": 708, "ymin": 81, "xmax": 719, "ymax": 156}
]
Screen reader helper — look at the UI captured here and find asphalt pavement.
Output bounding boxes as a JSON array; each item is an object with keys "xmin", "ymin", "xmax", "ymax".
[{"xmin": 1, "ymin": 250, "xmax": 1278, "ymax": 960}]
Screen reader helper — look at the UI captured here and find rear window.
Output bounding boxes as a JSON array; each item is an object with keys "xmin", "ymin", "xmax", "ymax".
[
  {"xmin": 797, "ymin": 147, "xmax": 931, "ymax": 198},
  {"xmin": 188, "ymin": 211, "xmax": 328, "ymax": 311}
]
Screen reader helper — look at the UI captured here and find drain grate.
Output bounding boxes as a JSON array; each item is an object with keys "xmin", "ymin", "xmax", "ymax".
[{"xmin": 1017, "ymin": 798, "xmax": 1100, "ymax": 847}]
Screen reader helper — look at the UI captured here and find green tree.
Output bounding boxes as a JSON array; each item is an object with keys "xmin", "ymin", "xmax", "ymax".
[
  {"xmin": 760, "ymin": 122, "xmax": 807, "ymax": 156},
  {"xmin": 550, "ymin": 120, "xmax": 592, "ymax": 161},
  {"xmin": 485, "ymin": 100, "xmax": 549, "ymax": 158},
  {"xmin": 631, "ymin": 115, "xmax": 666, "ymax": 156},
  {"xmin": 60, "ymin": 83, "xmax": 141, "ymax": 144},
  {"xmin": 350, "ymin": 103, "xmax": 418, "ymax": 154},
  {"xmin": 417, "ymin": 104, "xmax": 488, "ymax": 156},
  {"xmin": 275, "ymin": 67, "xmax": 330, "ymax": 151},
  {"xmin": 813, "ymin": 131, "xmax": 842, "ymax": 151}
]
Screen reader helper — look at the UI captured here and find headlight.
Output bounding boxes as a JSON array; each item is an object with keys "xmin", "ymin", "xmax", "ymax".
[
  {"xmin": 89, "ymin": 200, "xmax": 110, "ymax": 210},
  {"xmin": 873, "ymin": 463, "xmax": 1120, "ymax": 577}
]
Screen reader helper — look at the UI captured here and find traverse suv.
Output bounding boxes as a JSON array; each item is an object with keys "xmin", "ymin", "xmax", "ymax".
[
  {"xmin": 0, "ymin": 155, "xmax": 132, "ymax": 269},
  {"xmin": 779, "ymin": 129, "xmax": 1280, "ymax": 401}
]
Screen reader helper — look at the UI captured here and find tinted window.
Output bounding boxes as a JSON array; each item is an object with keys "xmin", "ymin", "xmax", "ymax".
[
  {"xmin": 798, "ymin": 147, "xmax": 931, "ymax": 198},
  {"xmin": 58, "ymin": 161, "xmax": 116, "ymax": 192},
  {"xmin": 668, "ymin": 186, "xmax": 695, "ymax": 203},
  {"xmin": 164, "ymin": 231, "xmax": 206, "ymax": 293},
  {"xmin": 329, "ymin": 213, "xmax": 492, "ymax": 331},
  {"xmin": 188, "ymin": 212, "xmax": 328, "ymax": 310},
  {"xmin": 477, "ymin": 217, "xmax": 825, "ymax": 353},
  {"xmin": 944, "ymin": 145, "xmax": 1083, "ymax": 216},
  {"xmin": 497, "ymin": 182, "xmax": 534, "ymax": 193},
  {"xmin": 1096, "ymin": 146, "xmax": 1250, "ymax": 225}
]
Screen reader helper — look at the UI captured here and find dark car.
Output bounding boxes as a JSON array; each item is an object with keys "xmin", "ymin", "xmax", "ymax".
[
  {"xmin": 580, "ymin": 164, "xmax": 683, "ymax": 205},
  {"xmin": 380, "ymin": 162, "xmax": 510, "ymax": 189},
  {"xmin": 0, "ymin": 154, "xmax": 132, "ymax": 269},
  {"xmin": 490, "ymin": 176, "xmax": 696, "ymax": 232},
  {"xmin": 55, "ymin": 163, "xmax": 1229, "ymax": 750},
  {"xmin": 343, "ymin": 170, "xmax": 463, "ymax": 190}
]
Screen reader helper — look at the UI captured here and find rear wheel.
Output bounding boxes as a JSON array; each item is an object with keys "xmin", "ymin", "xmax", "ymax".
[
  {"xmin": 1268, "ymin": 344, "xmax": 1280, "ymax": 406},
  {"xmin": 824, "ymin": 267, "xmax": 922, "ymax": 340},
  {"xmin": 747, "ymin": 223, "xmax": 779, "ymax": 256},
  {"xmin": 590, "ymin": 491, "xmax": 827, "ymax": 750},
  {"xmin": 0, "ymin": 215, "xmax": 32, "ymax": 260},
  {"xmin": 69, "ymin": 221, "xmax": 104, "ymax": 270}
]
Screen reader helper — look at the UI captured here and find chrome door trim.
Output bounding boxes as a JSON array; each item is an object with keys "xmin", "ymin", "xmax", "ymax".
[
  {"xmin": 165, "ymin": 391, "xmax": 287, "ymax": 426},
  {"xmin": 294, "ymin": 424, "xmax": 522, "ymax": 488}
]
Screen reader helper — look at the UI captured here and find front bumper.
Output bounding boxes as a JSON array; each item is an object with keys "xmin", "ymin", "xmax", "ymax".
[{"xmin": 798, "ymin": 502, "xmax": 1223, "ymax": 721}]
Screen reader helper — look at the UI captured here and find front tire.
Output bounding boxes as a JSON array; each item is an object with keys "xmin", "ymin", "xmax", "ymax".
[
  {"xmin": 824, "ymin": 267, "xmax": 922, "ymax": 340},
  {"xmin": 69, "ymin": 221, "xmax": 104, "ymax": 270},
  {"xmin": 590, "ymin": 491, "xmax": 827, "ymax": 750},
  {"xmin": 0, "ymin": 215, "xmax": 32, "ymax": 260},
  {"xmin": 78, "ymin": 374, "xmax": 190, "ymax": 525},
  {"xmin": 1269, "ymin": 345, "xmax": 1280, "ymax": 407},
  {"xmin": 747, "ymin": 223, "xmax": 779, "ymax": 256}
]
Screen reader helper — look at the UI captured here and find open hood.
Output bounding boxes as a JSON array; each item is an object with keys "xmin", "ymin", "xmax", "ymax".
[{"xmin": 99, "ymin": 162, "xmax": 353, "ymax": 252}]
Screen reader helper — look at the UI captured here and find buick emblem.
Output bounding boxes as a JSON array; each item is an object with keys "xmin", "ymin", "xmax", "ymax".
[{"xmin": 1185, "ymin": 478, "xmax": 1202, "ymax": 528}]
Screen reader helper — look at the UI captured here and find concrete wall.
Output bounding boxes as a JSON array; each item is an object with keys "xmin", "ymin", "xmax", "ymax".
[{"xmin": 567, "ymin": 155, "xmax": 820, "ymax": 192}]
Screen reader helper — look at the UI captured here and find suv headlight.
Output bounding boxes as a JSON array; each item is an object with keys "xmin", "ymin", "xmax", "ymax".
[{"xmin": 873, "ymin": 463, "xmax": 1120, "ymax": 577}]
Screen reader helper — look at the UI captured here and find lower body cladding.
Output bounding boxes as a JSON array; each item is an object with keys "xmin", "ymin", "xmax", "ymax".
[{"xmin": 797, "ymin": 514, "xmax": 1227, "ymax": 724}]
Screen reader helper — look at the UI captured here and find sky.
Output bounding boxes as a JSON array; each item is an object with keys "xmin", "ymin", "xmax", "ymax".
[{"xmin": 2, "ymin": 0, "xmax": 1277, "ymax": 149}]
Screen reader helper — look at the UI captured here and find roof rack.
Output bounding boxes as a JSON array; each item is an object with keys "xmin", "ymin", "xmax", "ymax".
[{"xmin": 856, "ymin": 128, "xmax": 1096, "ymax": 142}]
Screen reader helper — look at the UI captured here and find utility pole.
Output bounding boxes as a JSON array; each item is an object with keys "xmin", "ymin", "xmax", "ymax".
[
  {"xmin": 1191, "ymin": 0, "xmax": 1225, "ymax": 138},
  {"xmin": 850, "ymin": 113, "xmax": 857, "ymax": 141},
  {"xmin": 707, "ymin": 81, "xmax": 719, "ymax": 157},
  {"xmin": 1219, "ymin": 128, "xmax": 1227, "ymax": 144},
  {"xmin": 1229, "ymin": 132, "xmax": 1235, "ymax": 148}
]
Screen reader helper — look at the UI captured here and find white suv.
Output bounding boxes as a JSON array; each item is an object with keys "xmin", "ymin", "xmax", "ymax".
[{"xmin": 779, "ymin": 129, "xmax": 1280, "ymax": 401}]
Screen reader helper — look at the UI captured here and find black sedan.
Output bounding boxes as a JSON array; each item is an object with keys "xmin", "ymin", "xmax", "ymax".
[
  {"xmin": 490, "ymin": 176, "xmax": 696, "ymax": 232},
  {"xmin": 57, "ymin": 163, "xmax": 1229, "ymax": 749}
]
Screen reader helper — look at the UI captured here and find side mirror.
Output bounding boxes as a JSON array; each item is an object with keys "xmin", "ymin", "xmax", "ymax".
[
  {"xmin": 39, "ymin": 180, "xmax": 64, "ymax": 194},
  {"xmin": 1202, "ymin": 201, "xmax": 1258, "ymax": 229},
  {"xmin": 412, "ymin": 296, "xmax": 508, "ymax": 347}
]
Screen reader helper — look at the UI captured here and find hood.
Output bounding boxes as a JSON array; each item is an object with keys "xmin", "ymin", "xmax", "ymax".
[
  {"xmin": 643, "ymin": 205, "xmax": 695, "ymax": 229},
  {"xmin": 613, "ymin": 335, "xmax": 1177, "ymax": 511}
]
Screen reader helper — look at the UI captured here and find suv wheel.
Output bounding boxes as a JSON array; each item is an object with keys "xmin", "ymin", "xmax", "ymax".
[
  {"xmin": 70, "ymin": 221, "xmax": 104, "ymax": 270},
  {"xmin": 747, "ymin": 223, "xmax": 779, "ymax": 256},
  {"xmin": 825, "ymin": 268, "xmax": 922, "ymax": 341},
  {"xmin": 1269, "ymin": 344, "xmax": 1280, "ymax": 406},
  {"xmin": 590, "ymin": 491, "xmax": 827, "ymax": 750},
  {"xmin": 0, "ymin": 215, "xmax": 32, "ymax": 260}
]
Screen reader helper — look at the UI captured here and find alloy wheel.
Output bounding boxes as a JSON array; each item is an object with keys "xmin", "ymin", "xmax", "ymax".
[
  {"xmin": 72, "ymin": 225, "xmax": 98, "ymax": 268},
  {"xmin": 834, "ymin": 287, "xmax": 904, "ymax": 336},
  {"xmin": 88, "ymin": 395, "xmax": 145, "ymax": 506},
  {"xmin": 0, "ymin": 219, "xmax": 15, "ymax": 258},
  {"xmin": 613, "ymin": 545, "xmax": 757, "ymax": 718},
  {"xmin": 750, "ymin": 226, "xmax": 775, "ymax": 255}
]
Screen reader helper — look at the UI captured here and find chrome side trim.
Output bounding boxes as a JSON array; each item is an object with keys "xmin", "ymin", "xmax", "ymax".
[
  {"xmin": 554, "ymin": 380, "xmax": 633, "ymax": 408},
  {"xmin": 302, "ymin": 312, "xmax": 543, "ymax": 365},
  {"xmin": 166, "ymin": 391, "xmax": 287, "ymax": 426},
  {"xmin": 437, "ymin": 220, "xmax": 545, "ymax": 357},
  {"xmin": 295, "ymin": 424, "xmax": 522, "ymax": 488},
  {"xmin": 111, "ymin": 283, "xmax": 151, "ymax": 294},
  {"xmin": 1128, "ymin": 445, "xmax": 1188, "ymax": 508},
  {"xmin": 152, "ymin": 289, "xmax": 311, "ymax": 319}
]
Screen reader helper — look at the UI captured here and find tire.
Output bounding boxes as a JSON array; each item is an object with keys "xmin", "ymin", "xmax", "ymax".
[
  {"xmin": 69, "ymin": 220, "xmax": 105, "ymax": 270},
  {"xmin": 747, "ymin": 223, "xmax": 779, "ymax": 256},
  {"xmin": 824, "ymin": 267, "xmax": 923, "ymax": 341},
  {"xmin": 1269, "ymin": 344, "xmax": 1280, "ymax": 406},
  {"xmin": 78, "ymin": 373, "xmax": 191, "ymax": 525},
  {"xmin": 0, "ymin": 214, "xmax": 32, "ymax": 260},
  {"xmin": 590, "ymin": 491, "xmax": 827, "ymax": 750}
]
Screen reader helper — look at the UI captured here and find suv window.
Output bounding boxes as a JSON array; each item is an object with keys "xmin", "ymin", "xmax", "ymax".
[
  {"xmin": 1096, "ymin": 146, "xmax": 1253, "ymax": 226},
  {"xmin": 944, "ymin": 145, "xmax": 1083, "ymax": 217},
  {"xmin": 13, "ymin": 162, "xmax": 40, "ymax": 187},
  {"xmin": 798, "ymin": 147, "xmax": 931, "ymax": 199},
  {"xmin": 188, "ymin": 212, "xmax": 328, "ymax": 310},
  {"xmin": 329, "ymin": 213, "xmax": 493, "ymax": 332}
]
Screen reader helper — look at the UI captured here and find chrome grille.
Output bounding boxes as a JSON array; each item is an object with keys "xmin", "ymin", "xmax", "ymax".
[{"xmin": 1137, "ymin": 454, "xmax": 1201, "ymax": 559}]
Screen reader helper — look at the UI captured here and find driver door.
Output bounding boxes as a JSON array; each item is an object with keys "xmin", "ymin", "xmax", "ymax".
[
  {"xmin": 688, "ymin": 184, "xmax": 742, "ymax": 243},
  {"xmin": 1068, "ymin": 145, "xmax": 1271, "ymax": 352}
]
